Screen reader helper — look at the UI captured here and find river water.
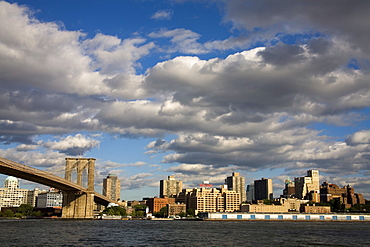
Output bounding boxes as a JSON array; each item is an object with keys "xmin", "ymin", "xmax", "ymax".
[{"xmin": 1, "ymin": 219, "xmax": 370, "ymax": 246}]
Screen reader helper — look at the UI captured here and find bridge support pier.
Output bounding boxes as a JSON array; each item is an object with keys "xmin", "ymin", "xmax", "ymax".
[
  {"xmin": 62, "ymin": 158, "xmax": 96, "ymax": 219},
  {"xmin": 62, "ymin": 191, "xmax": 95, "ymax": 219}
]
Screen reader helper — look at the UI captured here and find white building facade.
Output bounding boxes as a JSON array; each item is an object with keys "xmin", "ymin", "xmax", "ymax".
[{"xmin": 0, "ymin": 176, "xmax": 29, "ymax": 208}]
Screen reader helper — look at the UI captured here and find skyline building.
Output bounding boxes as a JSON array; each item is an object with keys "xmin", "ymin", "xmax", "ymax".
[
  {"xmin": 225, "ymin": 172, "xmax": 246, "ymax": 203},
  {"xmin": 103, "ymin": 174, "xmax": 121, "ymax": 201},
  {"xmin": 0, "ymin": 176, "xmax": 29, "ymax": 207},
  {"xmin": 246, "ymin": 183, "xmax": 255, "ymax": 202},
  {"xmin": 294, "ymin": 170, "xmax": 320, "ymax": 200},
  {"xmin": 146, "ymin": 197, "xmax": 176, "ymax": 213},
  {"xmin": 320, "ymin": 182, "xmax": 365, "ymax": 207},
  {"xmin": 159, "ymin": 176, "xmax": 182, "ymax": 198},
  {"xmin": 254, "ymin": 178, "xmax": 274, "ymax": 201},
  {"xmin": 282, "ymin": 177, "xmax": 295, "ymax": 198},
  {"xmin": 36, "ymin": 188, "xmax": 63, "ymax": 208},
  {"xmin": 186, "ymin": 187, "xmax": 241, "ymax": 213}
]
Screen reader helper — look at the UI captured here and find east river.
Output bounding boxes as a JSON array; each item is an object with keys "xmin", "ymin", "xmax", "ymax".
[{"xmin": 1, "ymin": 219, "xmax": 370, "ymax": 246}]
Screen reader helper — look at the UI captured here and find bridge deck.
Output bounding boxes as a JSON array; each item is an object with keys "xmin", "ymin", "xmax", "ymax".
[{"xmin": 0, "ymin": 157, "xmax": 113, "ymax": 206}]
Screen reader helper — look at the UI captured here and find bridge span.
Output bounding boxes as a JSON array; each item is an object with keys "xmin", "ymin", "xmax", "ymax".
[{"xmin": 0, "ymin": 157, "xmax": 115, "ymax": 217}]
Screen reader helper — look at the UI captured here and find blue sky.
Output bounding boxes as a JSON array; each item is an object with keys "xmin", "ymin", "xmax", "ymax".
[{"xmin": 1, "ymin": 0, "xmax": 370, "ymax": 200}]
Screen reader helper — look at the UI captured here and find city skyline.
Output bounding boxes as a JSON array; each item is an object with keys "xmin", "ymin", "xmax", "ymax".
[
  {"xmin": 1, "ymin": 167, "xmax": 367, "ymax": 203},
  {"xmin": 1, "ymin": 0, "xmax": 370, "ymax": 200}
]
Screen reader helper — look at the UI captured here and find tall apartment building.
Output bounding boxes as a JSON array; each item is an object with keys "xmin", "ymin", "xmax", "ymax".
[
  {"xmin": 246, "ymin": 183, "xmax": 255, "ymax": 202},
  {"xmin": 254, "ymin": 178, "xmax": 273, "ymax": 201},
  {"xmin": 225, "ymin": 172, "xmax": 246, "ymax": 203},
  {"xmin": 282, "ymin": 178, "xmax": 295, "ymax": 198},
  {"xmin": 294, "ymin": 170, "xmax": 319, "ymax": 200},
  {"xmin": 103, "ymin": 174, "xmax": 121, "ymax": 201},
  {"xmin": 0, "ymin": 176, "xmax": 29, "ymax": 207},
  {"xmin": 27, "ymin": 188, "xmax": 43, "ymax": 207},
  {"xmin": 159, "ymin": 176, "xmax": 182, "ymax": 198},
  {"xmin": 184, "ymin": 187, "xmax": 240, "ymax": 213}
]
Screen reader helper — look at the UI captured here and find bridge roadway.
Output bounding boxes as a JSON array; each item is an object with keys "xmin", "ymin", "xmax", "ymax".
[{"xmin": 0, "ymin": 157, "xmax": 114, "ymax": 206}]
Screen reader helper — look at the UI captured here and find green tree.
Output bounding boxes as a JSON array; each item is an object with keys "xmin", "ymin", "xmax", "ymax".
[
  {"xmin": 102, "ymin": 206, "xmax": 127, "ymax": 216},
  {"xmin": 329, "ymin": 198, "xmax": 344, "ymax": 211},
  {"xmin": 3, "ymin": 209, "xmax": 14, "ymax": 217},
  {"xmin": 134, "ymin": 210, "xmax": 144, "ymax": 217},
  {"xmin": 17, "ymin": 204, "xmax": 34, "ymax": 216},
  {"xmin": 133, "ymin": 204, "xmax": 146, "ymax": 210},
  {"xmin": 178, "ymin": 212, "xmax": 187, "ymax": 218},
  {"xmin": 186, "ymin": 208, "xmax": 195, "ymax": 216},
  {"xmin": 154, "ymin": 206, "xmax": 168, "ymax": 218},
  {"xmin": 15, "ymin": 213, "xmax": 23, "ymax": 218},
  {"xmin": 32, "ymin": 211, "xmax": 42, "ymax": 217},
  {"xmin": 263, "ymin": 199, "xmax": 272, "ymax": 205}
]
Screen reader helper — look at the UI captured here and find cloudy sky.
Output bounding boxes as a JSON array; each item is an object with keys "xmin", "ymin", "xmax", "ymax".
[{"xmin": 1, "ymin": 0, "xmax": 370, "ymax": 200}]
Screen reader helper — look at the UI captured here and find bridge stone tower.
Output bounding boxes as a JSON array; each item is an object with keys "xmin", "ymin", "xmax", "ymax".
[{"xmin": 62, "ymin": 158, "xmax": 95, "ymax": 219}]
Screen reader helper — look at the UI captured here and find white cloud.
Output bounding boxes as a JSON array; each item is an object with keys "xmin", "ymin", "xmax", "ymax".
[
  {"xmin": 149, "ymin": 28, "xmax": 207, "ymax": 54},
  {"xmin": 346, "ymin": 130, "xmax": 370, "ymax": 146},
  {"xmin": 43, "ymin": 134, "xmax": 100, "ymax": 156},
  {"xmin": 151, "ymin": 10, "xmax": 173, "ymax": 20},
  {"xmin": 1, "ymin": 1, "xmax": 370, "ymax": 197}
]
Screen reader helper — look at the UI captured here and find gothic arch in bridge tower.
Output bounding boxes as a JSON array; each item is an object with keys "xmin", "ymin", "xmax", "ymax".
[{"xmin": 62, "ymin": 158, "xmax": 96, "ymax": 219}]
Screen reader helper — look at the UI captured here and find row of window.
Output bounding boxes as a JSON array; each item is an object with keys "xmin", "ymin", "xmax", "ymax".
[{"xmin": 221, "ymin": 215, "xmax": 366, "ymax": 220}]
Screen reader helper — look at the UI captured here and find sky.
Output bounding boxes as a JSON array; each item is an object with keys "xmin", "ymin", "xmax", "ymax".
[{"xmin": 1, "ymin": 0, "xmax": 370, "ymax": 201}]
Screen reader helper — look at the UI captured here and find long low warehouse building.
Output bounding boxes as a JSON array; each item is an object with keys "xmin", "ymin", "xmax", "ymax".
[{"xmin": 199, "ymin": 212, "xmax": 370, "ymax": 221}]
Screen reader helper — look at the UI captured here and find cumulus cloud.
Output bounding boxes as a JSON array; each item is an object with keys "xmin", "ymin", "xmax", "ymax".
[
  {"xmin": 151, "ymin": 10, "xmax": 173, "ymax": 20},
  {"xmin": 1, "ymin": 1, "xmax": 370, "ymax": 196},
  {"xmin": 346, "ymin": 130, "xmax": 370, "ymax": 146},
  {"xmin": 149, "ymin": 28, "xmax": 207, "ymax": 54},
  {"xmin": 43, "ymin": 134, "xmax": 100, "ymax": 156}
]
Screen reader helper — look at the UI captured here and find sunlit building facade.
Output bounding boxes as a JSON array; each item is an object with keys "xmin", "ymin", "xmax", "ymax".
[
  {"xmin": 225, "ymin": 172, "xmax": 246, "ymax": 203},
  {"xmin": 186, "ymin": 187, "xmax": 241, "ymax": 213},
  {"xmin": 103, "ymin": 174, "xmax": 121, "ymax": 201},
  {"xmin": 295, "ymin": 170, "xmax": 320, "ymax": 201},
  {"xmin": 0, "ymin": 176, "xmax": 29, "ymax": 207},
  {"xmin": 36, "ymin": 189, "xmax": 63, "ymax": 208},
  {"xmin": 160, "ymin": 176, "xmax": 183, "ymax": 198}
]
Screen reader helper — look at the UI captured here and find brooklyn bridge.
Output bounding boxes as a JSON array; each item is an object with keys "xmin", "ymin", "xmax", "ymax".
[{"xmin": 0, "ymin": 157, "xmax": 115, "ymax": 219}]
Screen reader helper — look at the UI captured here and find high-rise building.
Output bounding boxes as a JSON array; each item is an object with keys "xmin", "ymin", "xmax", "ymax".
[
  {"xmin": 254, "ymin": 178, "xmax": 273, "ymax": 201},
  {"xmin": 282, "ymin": 177, "xmax": 295, "ymax": 198},
  {"xmin": 294, "ymin": 170, "xmax": 319, "ymax": 200},
  {"xmin": 159, "ymin": 176, "xmax": 182, "ymax": 198},
  {"xmin": 225, "ymin": 172, "xmax": 246, "ymax": 203},
  {"xmin": 27, "ymin": 188, "xmax": 43, "ymax": 207},
  {"xmin": 246, "ymin": 183, "xmax": 255, "ymax": 202},
  {"xmin": 0, "ymin": 176, "xmax": 29, "ymax": 207},
  {"xmin": 103, "ymin": 174, "xmax": 121, "ymax": 201}
]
